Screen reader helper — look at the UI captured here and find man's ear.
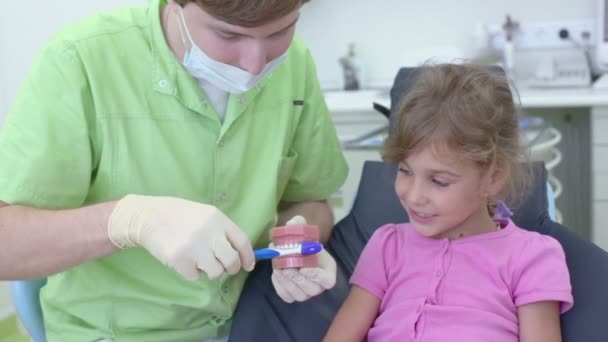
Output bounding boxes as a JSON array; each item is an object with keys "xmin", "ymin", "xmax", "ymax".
[{"xmin": 167, "ymin": 0, "xmax": 180, "ymax": 13}]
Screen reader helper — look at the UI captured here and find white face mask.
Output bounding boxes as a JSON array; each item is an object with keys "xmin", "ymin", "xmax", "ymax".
[{"xmin": 176, "ymin": 7, "xmax": 288, "ymax": 94}]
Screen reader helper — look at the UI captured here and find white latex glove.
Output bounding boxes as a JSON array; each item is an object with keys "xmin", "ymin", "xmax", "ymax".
[
  {"xmin": 271, "ymin": 215, "xmax": 337, "ymax": 303},
  {"xmin": 107, "ymin": 195, "xmax": 255, "ymax": 281}
]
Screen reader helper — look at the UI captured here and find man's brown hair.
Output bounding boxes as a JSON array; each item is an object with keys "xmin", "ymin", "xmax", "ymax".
[{"xmin": 174, "ymin": 0, "xmax": 307, "ymax": 27}]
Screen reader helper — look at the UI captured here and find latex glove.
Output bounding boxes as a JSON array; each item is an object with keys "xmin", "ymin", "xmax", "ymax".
[
  {"xmin": 271, "ymin": 215, "xmax": 337, "ymax": 303},
  {"xmin": 107, "ymin": 195, "xmax": 255, "ymax": 281}
]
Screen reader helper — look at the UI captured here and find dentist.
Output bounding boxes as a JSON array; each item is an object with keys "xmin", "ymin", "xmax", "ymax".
[{"xmin": 0, "ymin": 0, "xmax": 347, "ymax": 341}]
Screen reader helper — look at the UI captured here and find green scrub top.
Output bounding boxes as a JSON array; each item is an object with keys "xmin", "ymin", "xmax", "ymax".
[{"xmin": 0, "ymin": 0, "xmax": 348, "ymax": 340}]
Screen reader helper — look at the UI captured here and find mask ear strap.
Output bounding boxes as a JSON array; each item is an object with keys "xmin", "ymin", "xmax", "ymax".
[{"xmin": 176, "ymin": 6, "xmax": 194, "ymax": 50}]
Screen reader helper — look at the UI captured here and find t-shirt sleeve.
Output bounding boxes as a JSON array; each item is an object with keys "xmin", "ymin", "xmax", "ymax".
[
  {"xmin": 0, "ymin": 41, "xmax": 93, "ymax": 208},
  {"xmin": 512, "ymin": 233, "xmax": 573, "ymax": 314},
  {"xmin": 350, "ymin": 224, "xmax": 399, "ymax": 299},
  {"xmin": 280, "ymin": 39, "xmax": 348, "ymax": 202}
]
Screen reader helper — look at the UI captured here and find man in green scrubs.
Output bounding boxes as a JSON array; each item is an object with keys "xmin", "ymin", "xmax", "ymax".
[{"xmin": 0, "ymin": 0, "xmax": 348, "ymax": 341}]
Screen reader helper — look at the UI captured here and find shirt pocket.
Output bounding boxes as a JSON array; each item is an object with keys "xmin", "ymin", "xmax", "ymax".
[{"xmin": 276, "ymin": 148, "xmax": 298, "ymax": 201}]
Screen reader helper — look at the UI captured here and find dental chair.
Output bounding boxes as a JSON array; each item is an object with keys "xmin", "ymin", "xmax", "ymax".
[
  {"xmin": 228, "ymin": 67, "xmax": 608, "ymax": 341},
  {"xmin": 10, "ymin": 279, "xmax": 46, "ymax": 342}
]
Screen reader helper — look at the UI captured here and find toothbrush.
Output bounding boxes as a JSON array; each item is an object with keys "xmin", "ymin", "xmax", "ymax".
[{"xmin": 254, "ymin": 241, "xmax": 323, "ymax": 260}]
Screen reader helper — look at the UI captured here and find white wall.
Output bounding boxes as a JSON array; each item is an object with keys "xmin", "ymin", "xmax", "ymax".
[
  {"xmin": 297, "ymin": 0, "xmax": 596, "ymax": 89},
  {"xmin": 0, "ymin": 1, "xmax": 147, "ymax": 125}
]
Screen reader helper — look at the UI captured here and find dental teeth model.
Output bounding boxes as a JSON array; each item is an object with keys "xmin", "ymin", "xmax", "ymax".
[{"xmin": 264, "ymin": 224, "xmax": 322, "ymax": 269}]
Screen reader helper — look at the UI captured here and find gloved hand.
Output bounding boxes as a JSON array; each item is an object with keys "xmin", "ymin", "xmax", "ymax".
[
  {"xmin": 107, "ymin": 195, "xmax": 255, "ymax": 282},
  {"xmin": 271, "ymin": 215, "xmax": 337, "ymax": 303}
]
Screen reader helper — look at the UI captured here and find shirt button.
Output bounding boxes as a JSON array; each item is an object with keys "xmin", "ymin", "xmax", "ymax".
[
  {"xmin": 159, "ymin": 79, "xmax": 168, "ymax": 88},
  {"xmin": 222, "ymin": 284, "xmax": 229, "ymax": 293},
  {"xmin": 217, "ymin": 139, "xmax": 225, "ymax": 147},
  {"xmin": 217, "ymin": 192, "xmax": 227, "ymax": 201},
  {"xmin": 435, "ymin": 270, "xmax": 442, "ymax": 277},
  {"xmin": 238, "ymin": 95, "xmax": 245, "ymax": 104}
]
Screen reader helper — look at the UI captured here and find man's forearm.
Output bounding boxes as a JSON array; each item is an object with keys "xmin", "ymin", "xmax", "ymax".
[
  {"xmin": 277, "ymin": 200, "xmax": 335, "ymax": 243},
  {"xmin": 0, "ymin": 201, "xmax": 119, "ymax": 280}
]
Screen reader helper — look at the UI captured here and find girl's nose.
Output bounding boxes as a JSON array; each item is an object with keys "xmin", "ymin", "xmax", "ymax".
[{"xmin": 404, "ymin": 181, "xmax": 427, "ymax": 206}]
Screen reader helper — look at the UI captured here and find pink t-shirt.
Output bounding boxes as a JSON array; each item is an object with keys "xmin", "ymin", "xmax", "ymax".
[{"xmin": 351, "ymin": 219, "xmax": 573, "ymax": 342}]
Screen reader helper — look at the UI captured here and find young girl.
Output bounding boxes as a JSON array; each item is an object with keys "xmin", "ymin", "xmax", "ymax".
[{"xmin": 324, "ymin": 64, "xmax": 573, "ymax": 342}]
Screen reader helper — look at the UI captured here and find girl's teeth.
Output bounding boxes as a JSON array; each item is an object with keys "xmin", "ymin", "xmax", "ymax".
[{"xmin": 417, "ymin": 211, "xmax": 432, "ymax": 218}]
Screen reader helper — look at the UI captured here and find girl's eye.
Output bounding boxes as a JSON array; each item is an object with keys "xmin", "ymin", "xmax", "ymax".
[
  {"xmin": 432, "ymin": 178, "xmax": 449, "ymax": 187},
  {"xmin": 398, "ymin": 167, "xmax": 412, "ymax": 176}
]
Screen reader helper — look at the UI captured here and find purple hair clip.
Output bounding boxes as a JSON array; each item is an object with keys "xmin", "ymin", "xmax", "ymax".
[{"xmin": 493, "ymin": 200, "xmax": 513, "ymax": 219}]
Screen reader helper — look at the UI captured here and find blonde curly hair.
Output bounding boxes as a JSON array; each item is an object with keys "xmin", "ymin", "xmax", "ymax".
[{"xmin": 383, "ymin": 63, "xmax": 533, "ymax": 211}]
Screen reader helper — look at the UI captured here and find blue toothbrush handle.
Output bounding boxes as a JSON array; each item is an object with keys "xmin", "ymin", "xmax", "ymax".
[{"xmin": 254, "ymin": 248, "xmax": 281, "ymax": 260}]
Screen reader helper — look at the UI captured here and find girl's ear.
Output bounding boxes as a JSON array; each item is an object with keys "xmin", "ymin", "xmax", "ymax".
[{"xmin": 486, "ymin": 163, "xmax": 508, "ymax": 198}]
